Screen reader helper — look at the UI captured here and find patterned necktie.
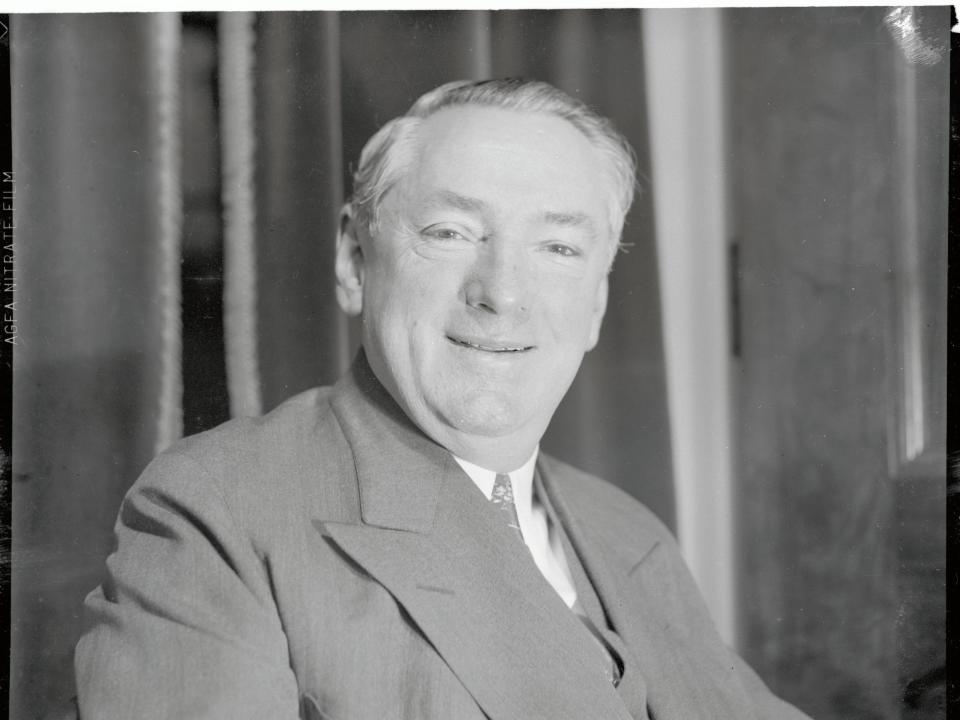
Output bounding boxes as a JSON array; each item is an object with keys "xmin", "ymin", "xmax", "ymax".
[
  {"xmin": 491, "ymin": 473, "xmax": 523, "ymax": 539},
  {"xmin": 489, "ymin": 472, "xmax": 622, "ymax": 686}
]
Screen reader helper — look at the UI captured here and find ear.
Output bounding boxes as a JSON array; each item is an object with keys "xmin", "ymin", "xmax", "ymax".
[
  {"xmin": 335, "ymin": 204, "xmax": 365, "ymax": 317},
  {"xmin": 585, "ymin": 273, "xmax": 609, "ymax": 351}
]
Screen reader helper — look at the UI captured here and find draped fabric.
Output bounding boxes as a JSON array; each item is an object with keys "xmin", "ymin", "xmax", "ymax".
[
  {"xmin": 11, "ymin": 11, "xmax": 673, "ymax": 718},
  {"xmin": 12, "ymin": 15, "xmax": 183, "ymax": 718}
]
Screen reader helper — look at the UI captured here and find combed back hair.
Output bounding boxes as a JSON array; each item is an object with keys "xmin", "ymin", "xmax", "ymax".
[{"xmin": 349, "ymin": 78, "xmax": 638, "ymax": 262}]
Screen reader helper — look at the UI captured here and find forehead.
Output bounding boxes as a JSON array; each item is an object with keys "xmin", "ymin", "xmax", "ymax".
[{"xmin": 396, "ymin": 106, "xmax": 614, "ymax": 223}]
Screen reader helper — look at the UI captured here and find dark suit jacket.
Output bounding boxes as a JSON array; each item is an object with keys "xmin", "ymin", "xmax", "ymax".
[{"xmin": 76, "ymin": 355, "xmax": 812, "ymax": 720}]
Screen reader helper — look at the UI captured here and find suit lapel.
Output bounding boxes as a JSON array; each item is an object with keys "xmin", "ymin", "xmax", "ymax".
[
  {"xmin": 538, "ymin": 456, "xmax": 760, "ymax": 720},
  {"xmin": 320, "ymin": 356, "xmax": 633, "ymax": 720}
]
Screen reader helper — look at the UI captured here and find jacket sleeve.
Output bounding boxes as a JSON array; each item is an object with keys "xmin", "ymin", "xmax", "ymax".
[{"xmin": 75, "ymin": 449, "xmax": 300, "ymax": 720}]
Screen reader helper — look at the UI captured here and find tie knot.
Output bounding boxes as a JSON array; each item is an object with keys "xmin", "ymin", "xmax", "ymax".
[{"xmin": 491, "ymin": 473, "xmax": 515, "ymax": 504}]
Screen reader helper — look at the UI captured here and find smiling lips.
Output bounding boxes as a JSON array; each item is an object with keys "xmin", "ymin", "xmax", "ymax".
[{"xmin": 447, "ymin": 335, "xmax": 533, "ymax": 353}]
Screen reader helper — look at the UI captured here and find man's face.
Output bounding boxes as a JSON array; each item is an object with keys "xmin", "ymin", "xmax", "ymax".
[{"xmin": 338, "ymin": 105, "xmax": 614, "ymax": 469}]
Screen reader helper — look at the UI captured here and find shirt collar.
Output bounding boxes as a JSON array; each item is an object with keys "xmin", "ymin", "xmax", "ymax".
[{"xmin": 453, "ymin": 447, "xmax": 539, "ymax": 518}]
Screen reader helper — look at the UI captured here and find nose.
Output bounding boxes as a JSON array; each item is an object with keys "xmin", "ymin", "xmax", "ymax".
[{"xmin": 463, "ymin": 241, "xmax": 530, "ymax": 316}]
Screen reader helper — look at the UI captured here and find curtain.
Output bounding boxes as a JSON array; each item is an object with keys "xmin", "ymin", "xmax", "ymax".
[
  {"xmin": 12, "ymin": 15, "xmax": 181, "ymax": 717},
  {"xmin": 11, "ymin": 11, "xmax": 673, "ymax": 718}
]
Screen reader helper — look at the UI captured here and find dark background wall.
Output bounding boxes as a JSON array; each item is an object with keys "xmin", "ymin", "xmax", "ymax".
[{"xmin": 727, "ymin": 8, "xmax": 947, "ymax": 719}]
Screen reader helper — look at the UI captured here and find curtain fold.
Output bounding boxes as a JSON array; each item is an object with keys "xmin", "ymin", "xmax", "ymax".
[
  {"xmin": 150, "ymin": 13, "xmax": 184, "ymax": 453},
  {"xmin": 220, "ymin": 12, "xmax": 262, "ymax": 418},
  {"xmin": 254, "ymin": 12, "xmax": 347, "ymax": 407}
]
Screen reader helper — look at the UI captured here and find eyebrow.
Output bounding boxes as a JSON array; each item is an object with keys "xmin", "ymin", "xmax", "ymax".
[
  {"xmin": 542, "ymin": 211, "xmax": 594, "ymax": 229},
  {"xmin": 426, "ymin": 190, "xmax": 489, "ymax": 214}
]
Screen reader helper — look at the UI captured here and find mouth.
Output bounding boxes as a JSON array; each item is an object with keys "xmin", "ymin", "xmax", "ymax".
[{"xmin": 447, "ymin": 335, "xmax": 534, "ymax": 353}]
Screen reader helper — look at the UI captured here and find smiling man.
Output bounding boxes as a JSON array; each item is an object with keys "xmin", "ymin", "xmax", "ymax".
[
  {"xmin": 76, "ymin": 80, "xmax": 811, "ymax": 720},
  {"xmin": 338, "ymin": 98, "xmax": 613, "ymax": 473}
]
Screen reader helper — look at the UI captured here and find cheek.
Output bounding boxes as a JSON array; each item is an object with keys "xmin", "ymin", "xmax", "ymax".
[
  {"xmin": 364, "ymin": 269, "xmax": 451, "ymax": 355},
  {"xmin": 542, "ymin": 283, "xmax": 602, "ymax": 342},
  {"xmin": 375, "ymin": 245, "xmax": 458, "ymax": 300},
  {"xmin": 365, "ymin": 259, "xmax": 423, "ymax": 315}
]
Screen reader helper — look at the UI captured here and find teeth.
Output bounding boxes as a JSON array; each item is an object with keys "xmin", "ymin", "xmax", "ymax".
[{"xmin": 451, "ymin": 338, "xmax": 527, "ymax": 352}]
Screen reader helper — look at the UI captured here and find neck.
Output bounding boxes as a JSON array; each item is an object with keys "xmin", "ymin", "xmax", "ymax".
[{"xmin": 442, "ymin": 434, "xmax": 540, "ymax": 475}]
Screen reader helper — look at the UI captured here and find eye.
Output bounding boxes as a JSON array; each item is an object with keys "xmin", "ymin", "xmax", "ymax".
[
  {"xmin": 422, "ymin": 225, "xmax": 471, "ymax": 242},
  {"xmin": 545, "ymin": 242, "xmax": 582, "ymax": 258}
]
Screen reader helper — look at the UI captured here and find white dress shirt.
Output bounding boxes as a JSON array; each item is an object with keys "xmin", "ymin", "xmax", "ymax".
[{"xmin": 453, "ymin": 449, "xmax": 579, "ymax": 608}]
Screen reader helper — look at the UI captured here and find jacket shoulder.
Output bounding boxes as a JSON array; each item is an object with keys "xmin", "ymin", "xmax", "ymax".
[
  {"xmin": 128, "ymin": 386, "xmax": 353, "ymax": 542},
  {"xmin": 168, "ymin": 386, "xmax": 335, "ymax": 469}
]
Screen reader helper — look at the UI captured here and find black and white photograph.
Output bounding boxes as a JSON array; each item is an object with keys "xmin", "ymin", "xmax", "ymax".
[{"xmin": 6, "ymin": 7, "xmax": 950, "ymax": 720}]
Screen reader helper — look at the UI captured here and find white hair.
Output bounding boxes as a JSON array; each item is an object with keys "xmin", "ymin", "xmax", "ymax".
[{"xmin": 349, "ymin": 79, "xmax": 638, "ymax": 265}]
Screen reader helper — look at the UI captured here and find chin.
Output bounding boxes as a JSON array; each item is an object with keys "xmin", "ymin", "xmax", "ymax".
[{"xmin": 441, "ymin": 394, "xmax": 530, "ymax": 439}]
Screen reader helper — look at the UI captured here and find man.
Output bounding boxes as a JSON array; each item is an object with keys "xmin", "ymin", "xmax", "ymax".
[{"xmin": 76, "ymin": 79, "xmax": 811, "ymax": 719}]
